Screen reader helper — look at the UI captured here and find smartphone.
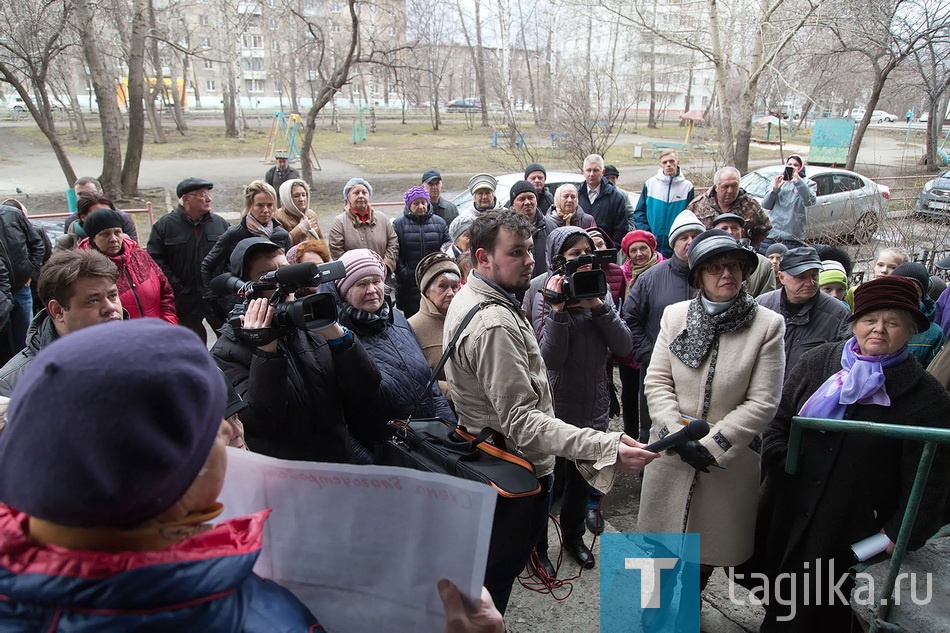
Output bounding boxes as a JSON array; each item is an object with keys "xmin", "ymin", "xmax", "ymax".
[{"xmin": 783, "ymin": 165, "xmax": 794, "ymax": 181}]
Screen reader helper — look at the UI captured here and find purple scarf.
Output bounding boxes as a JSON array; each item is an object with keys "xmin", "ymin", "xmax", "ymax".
[{"xmin": 798, "ymin": 337, "xmax": 908, "ymax": 419}]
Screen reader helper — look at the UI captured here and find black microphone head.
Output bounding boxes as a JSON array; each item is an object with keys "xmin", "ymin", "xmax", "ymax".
[
  {"xmin": 271, "ymin": 263, "xmax": 320, "ymax": 287},
  {"xmin": 684, "ymin": 418, "xmax": 710, "ymax": 440}
]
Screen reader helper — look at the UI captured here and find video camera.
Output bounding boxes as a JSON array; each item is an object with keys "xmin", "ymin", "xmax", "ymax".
[
  {"xmin": 543, "ymin": 248, "xmax": 617, "ymax": 304},
  {"xmin": 210, "ymin": 261, "xmax": 345, "ymax": 346}
]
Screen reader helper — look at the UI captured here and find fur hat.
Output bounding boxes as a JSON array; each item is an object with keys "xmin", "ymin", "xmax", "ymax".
[
  {"xmin": 0, "ymin": 320, "xmax": 226, "ymax": 528},
  {"xmin": 336, "ymin": 248, "xmax": 386, "ymax": 298}
]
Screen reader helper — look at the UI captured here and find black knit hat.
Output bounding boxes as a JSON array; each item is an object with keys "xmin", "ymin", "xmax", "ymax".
[
  {"xmin": 891, "ymin": 262, "xmax": 932, "ymax": 296},
  {"xmin": 509, "ymin": 180, "xmax": 537, "ymax": 206},
  {"xmin": 524, "ymin": 163, "xmax": 546, "ymax": 179},
  {"xmin": 0, "ymin": 320, "xmax": 227, "ymax": 528},
  {"xmin": 83, "ymin": 208, "xmax": 125, "ymax": 239}
]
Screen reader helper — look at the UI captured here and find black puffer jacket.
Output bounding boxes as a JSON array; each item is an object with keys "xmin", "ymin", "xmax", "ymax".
[
  {"xmin": 146, "ymin": 206, "xmax": 230, "ymax": 318},
  {"xmin": 325, "ymin": 286, "xmax": 456, "ymax": 449},
  {"xmin": 200, "ymin": 217, "xmax": 292, "ymax": 312},
  {"xmin": 392, "ymin": 206, "xmax": 449, "ymax": 317},
  {"xmin": 0, "ymin": 205, "xmax": 45, "ymax": 289},
  {"xmin": 212, "ymin": 322, "xmax": 381, "ymax": 463}
]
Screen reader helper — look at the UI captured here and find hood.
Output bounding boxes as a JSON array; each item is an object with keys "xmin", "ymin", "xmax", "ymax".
[
  {"xmin": 228, "ymin": 236, "xmax": 280, "ymax": 277},
  {"xmin": 546, "ymin": 225, "xmax": 594, "ymax": 268}
]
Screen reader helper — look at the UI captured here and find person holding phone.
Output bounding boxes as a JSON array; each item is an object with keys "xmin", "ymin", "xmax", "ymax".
[{"xmin": 758, "ymin": 154, "xmax": 817, "ymax": 254}]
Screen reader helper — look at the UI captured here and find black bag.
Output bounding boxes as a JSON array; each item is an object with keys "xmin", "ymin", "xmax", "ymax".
[{"xmin": 374, "ymin": 303, "xmax": 542, "ymax": 566}]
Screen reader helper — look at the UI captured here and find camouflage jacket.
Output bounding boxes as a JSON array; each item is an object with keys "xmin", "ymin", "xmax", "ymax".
[{"xmin": 688, "ymin": 188, "xmax": 771, "ymax": 249}]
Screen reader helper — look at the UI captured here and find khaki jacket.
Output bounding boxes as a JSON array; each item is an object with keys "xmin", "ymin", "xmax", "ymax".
[
  {"xmin": 443, "ymin": 272, "xmax": 621, "ymax": 491},
  {"xmin": 274, "ymin": 207, "xmax": 324, "ymax": 246},
  {"xmin": 328, "ymin": 208, "xmax": 399, "ymax": 274}
]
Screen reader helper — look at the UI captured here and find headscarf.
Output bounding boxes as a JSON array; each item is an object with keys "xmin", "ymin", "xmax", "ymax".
[{"xmin": 279, "ymin": 178, "xmax": 310, "ymax": 217}]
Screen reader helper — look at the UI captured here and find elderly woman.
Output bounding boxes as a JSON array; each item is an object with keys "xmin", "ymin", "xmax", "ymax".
[
  {"xmin": 752, "ymin": 276, "xmax": 950, "ymax": 631},
  {"xmin": 79, "ymin": 208, "xmax": 177, "ymax": 324},
  {"xmin": 323, "ymin": 249, "xmax": 455, "ymax": 452},
  {"xmin": 69, "ymin": 192, "xmax": 116, "ymax": 239},
  {"xmin": 639, "ymin": 229, "xmax": 785, "ymax": 591},
  {"xmin": 201, "ymin": 181, "xmax": 292, "ymax": 314},
  {"xmin": 393, "ymin": 186, "xmax": 450, "ymax": 317},
  {"xmin": 408, "ymin": 252, "xmax": 461, "ymax": 402},
  {"xmin": 546, "ymin": 184, "xmax": 595, "ymax": 229},
  {"xmin": 530, "ymin": 225, "xmax": 633, "ymax": 574},
  {"xmin": 442, "ymin": 215, "xmax": 474, "ymax": 259},
  {"xmin": 275, "ymin": 179, "xmax": 324, "ymax": 245},
  {"xmin": 328, "ymin": 178, "xmax": 399, "ymax": 276}
]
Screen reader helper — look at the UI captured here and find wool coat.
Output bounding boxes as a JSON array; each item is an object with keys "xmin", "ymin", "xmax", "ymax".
[
  {"xmin": 639, "ymin": 299, "xmax": 785, "ymax": 566},
  {"xmin": 328, "ymin": 208, "xmax": 399, "ymax": 275},
  {"xmin": 751, "ymin": 340, "xmax": 950, "ymax": 630}
]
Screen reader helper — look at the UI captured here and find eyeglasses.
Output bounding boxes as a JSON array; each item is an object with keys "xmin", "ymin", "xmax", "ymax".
[
  {"xmin": 187, "ymin": 191, "xmax": 212, "ymax": 200},
  {"xmin": 703, "ymin": 261, "xmax": 742, "ymax": 276}
]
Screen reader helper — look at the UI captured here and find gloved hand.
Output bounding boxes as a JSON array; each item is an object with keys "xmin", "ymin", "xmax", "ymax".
[{"xmin": 672, "ymin": 440, "xmax": 719, "ymax": 473}]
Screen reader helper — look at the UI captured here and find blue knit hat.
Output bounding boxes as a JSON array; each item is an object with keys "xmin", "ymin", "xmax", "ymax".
[{"xmin": 0, "ymin": 320, "xmax": 227, "ymax": 528}]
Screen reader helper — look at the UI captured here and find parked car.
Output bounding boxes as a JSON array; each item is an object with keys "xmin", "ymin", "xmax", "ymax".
[
  {"xmin": 7, "ymin": 96, "xmax": 64, "ymax": 115},
  {"xmin": 913, "ymin": 170, "xmax": 950, "ymax": 221},
  {"xmin": 740, "ymin": 166, "xmax": 890, "ymax": 243},
  {"xmin": 450, "ymin": 171, "xmax": 639, "ymax": 217},
  {"xmin": 445, "ymin": 98, "xmax": 482, "ymax": 113},
  {"xmin": 871, "ymin": 110, "xmax": 898, "ymax": 123},
  {"xmin": 848, "ymin": 108, "xmax": 866, "ymax": 120}
]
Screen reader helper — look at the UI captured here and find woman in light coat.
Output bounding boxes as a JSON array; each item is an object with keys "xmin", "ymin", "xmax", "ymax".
[
  {"xmin": 639, "ymin": 229, "xmax": 785, "ymax": 590},
  {"xmin": 275, "ymin": 179, "xmax": 324, "ymax": 245}
]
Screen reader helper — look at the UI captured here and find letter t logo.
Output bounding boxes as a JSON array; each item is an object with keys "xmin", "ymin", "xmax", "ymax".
[{"xmin": 625, "ymin": 558, "xmax": 678, "ymax": 608}]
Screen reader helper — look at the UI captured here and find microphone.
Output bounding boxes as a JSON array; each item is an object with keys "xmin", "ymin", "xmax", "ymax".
[
  {"xmin": 259, "ymin": 263, "xmax": 319, "ymax": 287},
  {"xmin": 644, "ymin": 418, "xmax": 710, "ymax": 453}
]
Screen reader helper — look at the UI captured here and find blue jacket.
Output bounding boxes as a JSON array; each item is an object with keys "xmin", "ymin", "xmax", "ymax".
[
  {"xmin": 393, "ymin": 205, "xmax": 450, "ymax": 317},
  {"xmin": 576, "ymin": 178, "xmax": 629, "ymax": 249},
  {"xmin": 325, "ymin": 288, "xmax": 456, "ymax": 448},
  {"xmin": 908, "ymin": 296, "xmax": 946, "ymax": 367},
  {"xmin": 0, "ymin": 506, "xmax": 324, "ymax": 632},
  {"xmin": 633, "ymin": 169, "xmax": 695, "ymax": 257}
]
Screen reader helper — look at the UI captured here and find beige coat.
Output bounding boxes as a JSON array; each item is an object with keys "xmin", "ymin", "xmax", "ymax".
[
  {"xmin": 328, "ymin": 207, "xmax": 399, "ymax": 274},
  {"xmin": 407, "ymin": 294, "xmax": 451, "ymax": 402},
  {"xmin": 444, "ymin": 273, "xmax": 622, "ymax": 491},
  {"xmin": 639, "ymin": 299, "xmax": 785, "ymax": 566},
  {"xmin": 274, "ymin": 207, "xmax": 324, "ymax": 245}
]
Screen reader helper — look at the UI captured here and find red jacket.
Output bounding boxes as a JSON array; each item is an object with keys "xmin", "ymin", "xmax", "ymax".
[{"xmin": 79, "ymin": 236, "xmax": 178, "ymax": 324}]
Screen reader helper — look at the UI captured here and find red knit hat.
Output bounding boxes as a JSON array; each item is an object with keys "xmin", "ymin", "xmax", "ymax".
[{"xmin": 621, "ymin": 230, "xmax": 658, "ymax": 255}]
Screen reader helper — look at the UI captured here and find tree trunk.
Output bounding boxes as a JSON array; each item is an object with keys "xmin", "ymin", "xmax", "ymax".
[
  {"xmin": 473, "ymin": 0, "xmax": 490, "ymax": 128},
  {"xmin": 170, "ymin": 55, "xmax": 189, "ymax": 134},
  {"xmin": 73, "ymin": 0, "xmax": 123, "ymax": 196},
  {"xmin": 846, "ymin": 65, "xmax": 890, "ymax": 171},
  {"xmin": 66, "ymin": 90, "xmax": 90, "ymax": 144},
  {"xmin": 707, "ymin": 0, "xmax": 735, "ymax": 166},
  {"xmin": 223, "ymin": 68, "xmax": 238, "ymax": 138},
  {"xmin": 733, "ymin": 22, "xmax": 765, "ymax": 174},
  {"xmin": 145, "ymin": 0, "xmax": 169, "ymax": 143},
  {"xmin": 648, "ymin": 38, "xmax": 657, "ymax": 128},
  {"xmin": 121, "ymin": 0, "xmax": 148, "ymax": 196}
]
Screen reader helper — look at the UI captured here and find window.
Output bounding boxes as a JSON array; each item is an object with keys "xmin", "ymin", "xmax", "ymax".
[
  {"xmin": 206, "ymin": 79, "xmax": 216, "ymax": 91},
  {"xmin": 702, "ymin": 96, "xmax": 708, "ymax": 106},
  {"xmin": 200, "ymin": 37, "xmax": 211, "ymax": 48},
  {"xmin": 331, "ymin": 1, "xmax": 341, "ymax": 11},
  {"xmin": 246, "ymin": 79, "xmax": 265, "ymax": 93},
  {"xmin": 203, "ymin": 59, "xmax": 214, "ymax": 70},
  {"xmin": 271, "ymin": 41, "xmax": 279, "ymax": 51},
  {"xmin": 243, "ymin": 34, "xmax": 263, "ymax": 48},
  {"xmin": 243, "ymin": 56, "xmax": 265, "ymax": 71},
  {"xmin": 199, "ymin": 14, "xmax": 208, "ymax": 26}
]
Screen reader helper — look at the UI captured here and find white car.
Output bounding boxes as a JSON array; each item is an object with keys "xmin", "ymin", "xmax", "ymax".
[
  {"xmin": 740, "ymin": 166, "xmax": 890, "ymax": 243},
  {"xmin": 871, "ymin": 110, "xmax": 897, "ymax": 123}
]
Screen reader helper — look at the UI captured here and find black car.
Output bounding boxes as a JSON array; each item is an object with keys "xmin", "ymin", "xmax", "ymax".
[{"xmin": 914, "ymin": 170, "xmax": 950, "ymax": 220}]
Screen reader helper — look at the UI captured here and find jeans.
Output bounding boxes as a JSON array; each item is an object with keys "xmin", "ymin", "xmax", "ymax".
[{"xmin": 9, "ymin": 286, "xmax": 33, "ymax": 355}]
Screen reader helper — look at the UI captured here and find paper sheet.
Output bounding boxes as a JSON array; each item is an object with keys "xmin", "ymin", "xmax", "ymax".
[{"xmin": 218, "ymin": 448, "xmax": 497, "ymax": 633}]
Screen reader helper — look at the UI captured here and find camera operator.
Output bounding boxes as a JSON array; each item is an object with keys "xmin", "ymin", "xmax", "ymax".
[
  {"xmin": 211, "ymin": 237, "xmax": 381, "ymax": 464},
  {"xmin": 530, "ymin": 226, "xmax": 633, "ymax": 574}
]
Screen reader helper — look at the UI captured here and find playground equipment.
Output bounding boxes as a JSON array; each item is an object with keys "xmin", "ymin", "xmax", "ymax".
[{"xmin": 264, "ymin": 112, "xmax": 321, "ymax": 170}]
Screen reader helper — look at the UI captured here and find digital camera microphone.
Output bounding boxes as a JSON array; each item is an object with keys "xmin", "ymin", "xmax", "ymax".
[
  {"xmin": 644, "ymin": 418, "xmax": 710, "ymax": 453},
  {"xmin": 259, "ymin": 263, "xmax": 320, "ymax": 287}
]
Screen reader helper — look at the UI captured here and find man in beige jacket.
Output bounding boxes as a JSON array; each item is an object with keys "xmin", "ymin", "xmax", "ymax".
[{"xmin": 443, "ymin": 210, "xmax": 657, "ymax": 613}]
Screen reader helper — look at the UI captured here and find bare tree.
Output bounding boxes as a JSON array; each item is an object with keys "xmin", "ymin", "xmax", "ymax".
[
  {"xmin": 455, "ymin": 0, "xmax": 491, "ymax": 127},
  {"xmin": 911, "ymin": 38, "xmax": 950, "ymax": 167}
]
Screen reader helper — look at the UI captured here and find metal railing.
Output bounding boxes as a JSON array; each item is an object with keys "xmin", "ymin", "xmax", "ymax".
[
  {"xmin": 27, "ymin": 201, "xmax": 155, "ymax": 227},
  {"xmin": 787, "ymin": 416, "xmax": 950, "ymax": 633}
]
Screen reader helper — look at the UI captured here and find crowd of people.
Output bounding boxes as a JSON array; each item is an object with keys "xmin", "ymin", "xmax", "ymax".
[{"xmin": 0, "ymin": 150, "xmax": 947, "ymax": 632}]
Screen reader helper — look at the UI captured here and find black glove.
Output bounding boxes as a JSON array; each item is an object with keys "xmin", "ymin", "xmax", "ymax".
[{"xmin": 672, "ymin": 440, "xmax": 718, "ymax": 473}]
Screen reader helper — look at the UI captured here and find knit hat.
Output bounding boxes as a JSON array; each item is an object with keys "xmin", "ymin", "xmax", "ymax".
[
  {"xmin": 524, "ymin": 163, "xmax": 546, "ymax": 179},
  {"xmin": 83, "ymin": 208, "xmax": 125, "ymax": 239},
  {"xmin": 779, "ymin": 247, "xmax": 822, "ymax": 276},
  {"xmin": 450, "ymin": 215, "xmax": 475, "ymax": 243},
  {"xmin": 343, "ymin": 177, "xmax": 373, "ymax": 200},
  {"xmin": 819, "ymin": 260, "xmax": 848, "ymax": 288},
  {"xmin": 176, "ymin": 177, "xmax": 213, "ymax": 198},
  {"xmin": 508, "ymin": 180, "xmax": 537, "ymax": 206},
  {"xmin": 668, "ymin": 210, "xmax": 706, "ymax": 247},
  {"xmin": 930, "ymin": 276, "xmax": 946, "ymax": 302},
  {"xmin": 468, "ymin": 173, "xmax": 497, "ymax": 194},
  {"xmin": 416, "ymin": 251, "xmax": 461, "ymax": 294},
  {"xmin": 686, "ymin": 229, "xmax": 757, "ymax": 287},
  {"xmin": 891, "ymin": 262, "xmax": 932, "ymax": 296},
  {"xmin": 404, "ymin": 185, "xmax": 430, "ymax": 209},
  {"xmin": 765, "ymin": 243, "xmax": 788, "ymax": 257},
  {"xmin": 603, "ymin": 165, "xmax": 620, "ymax": 178},
  {"xmin": 621, "ymin": 230, "xmax": 657, "ymax": 255},
  {"xmin": 0, "ymin": 320, "xmax": 226, "ymax": 528},
  {"xmin": 421, "ymin": 169, "xmax": 441, "ymax": 184},
  {"xmin": 849, "ymin": 276, "xmax": 929, "ymax": 332},
  {"xmin": 336, "ymin": 248, "xmax": 386, "ymax": 298}
]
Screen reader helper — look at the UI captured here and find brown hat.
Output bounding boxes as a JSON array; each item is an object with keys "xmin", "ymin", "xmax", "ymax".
[
  {"xmin": 849, "ymin": 276, "xmax": 930, "ymax": 333},
  {"xmin": 415, "ymin": 251, "xmax": 461, "ymax": 294}
]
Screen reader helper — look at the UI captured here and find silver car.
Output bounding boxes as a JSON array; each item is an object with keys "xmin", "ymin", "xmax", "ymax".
[{"xmin": 740, "ymin": 166, "xmax": 890, "ymax": 243}]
